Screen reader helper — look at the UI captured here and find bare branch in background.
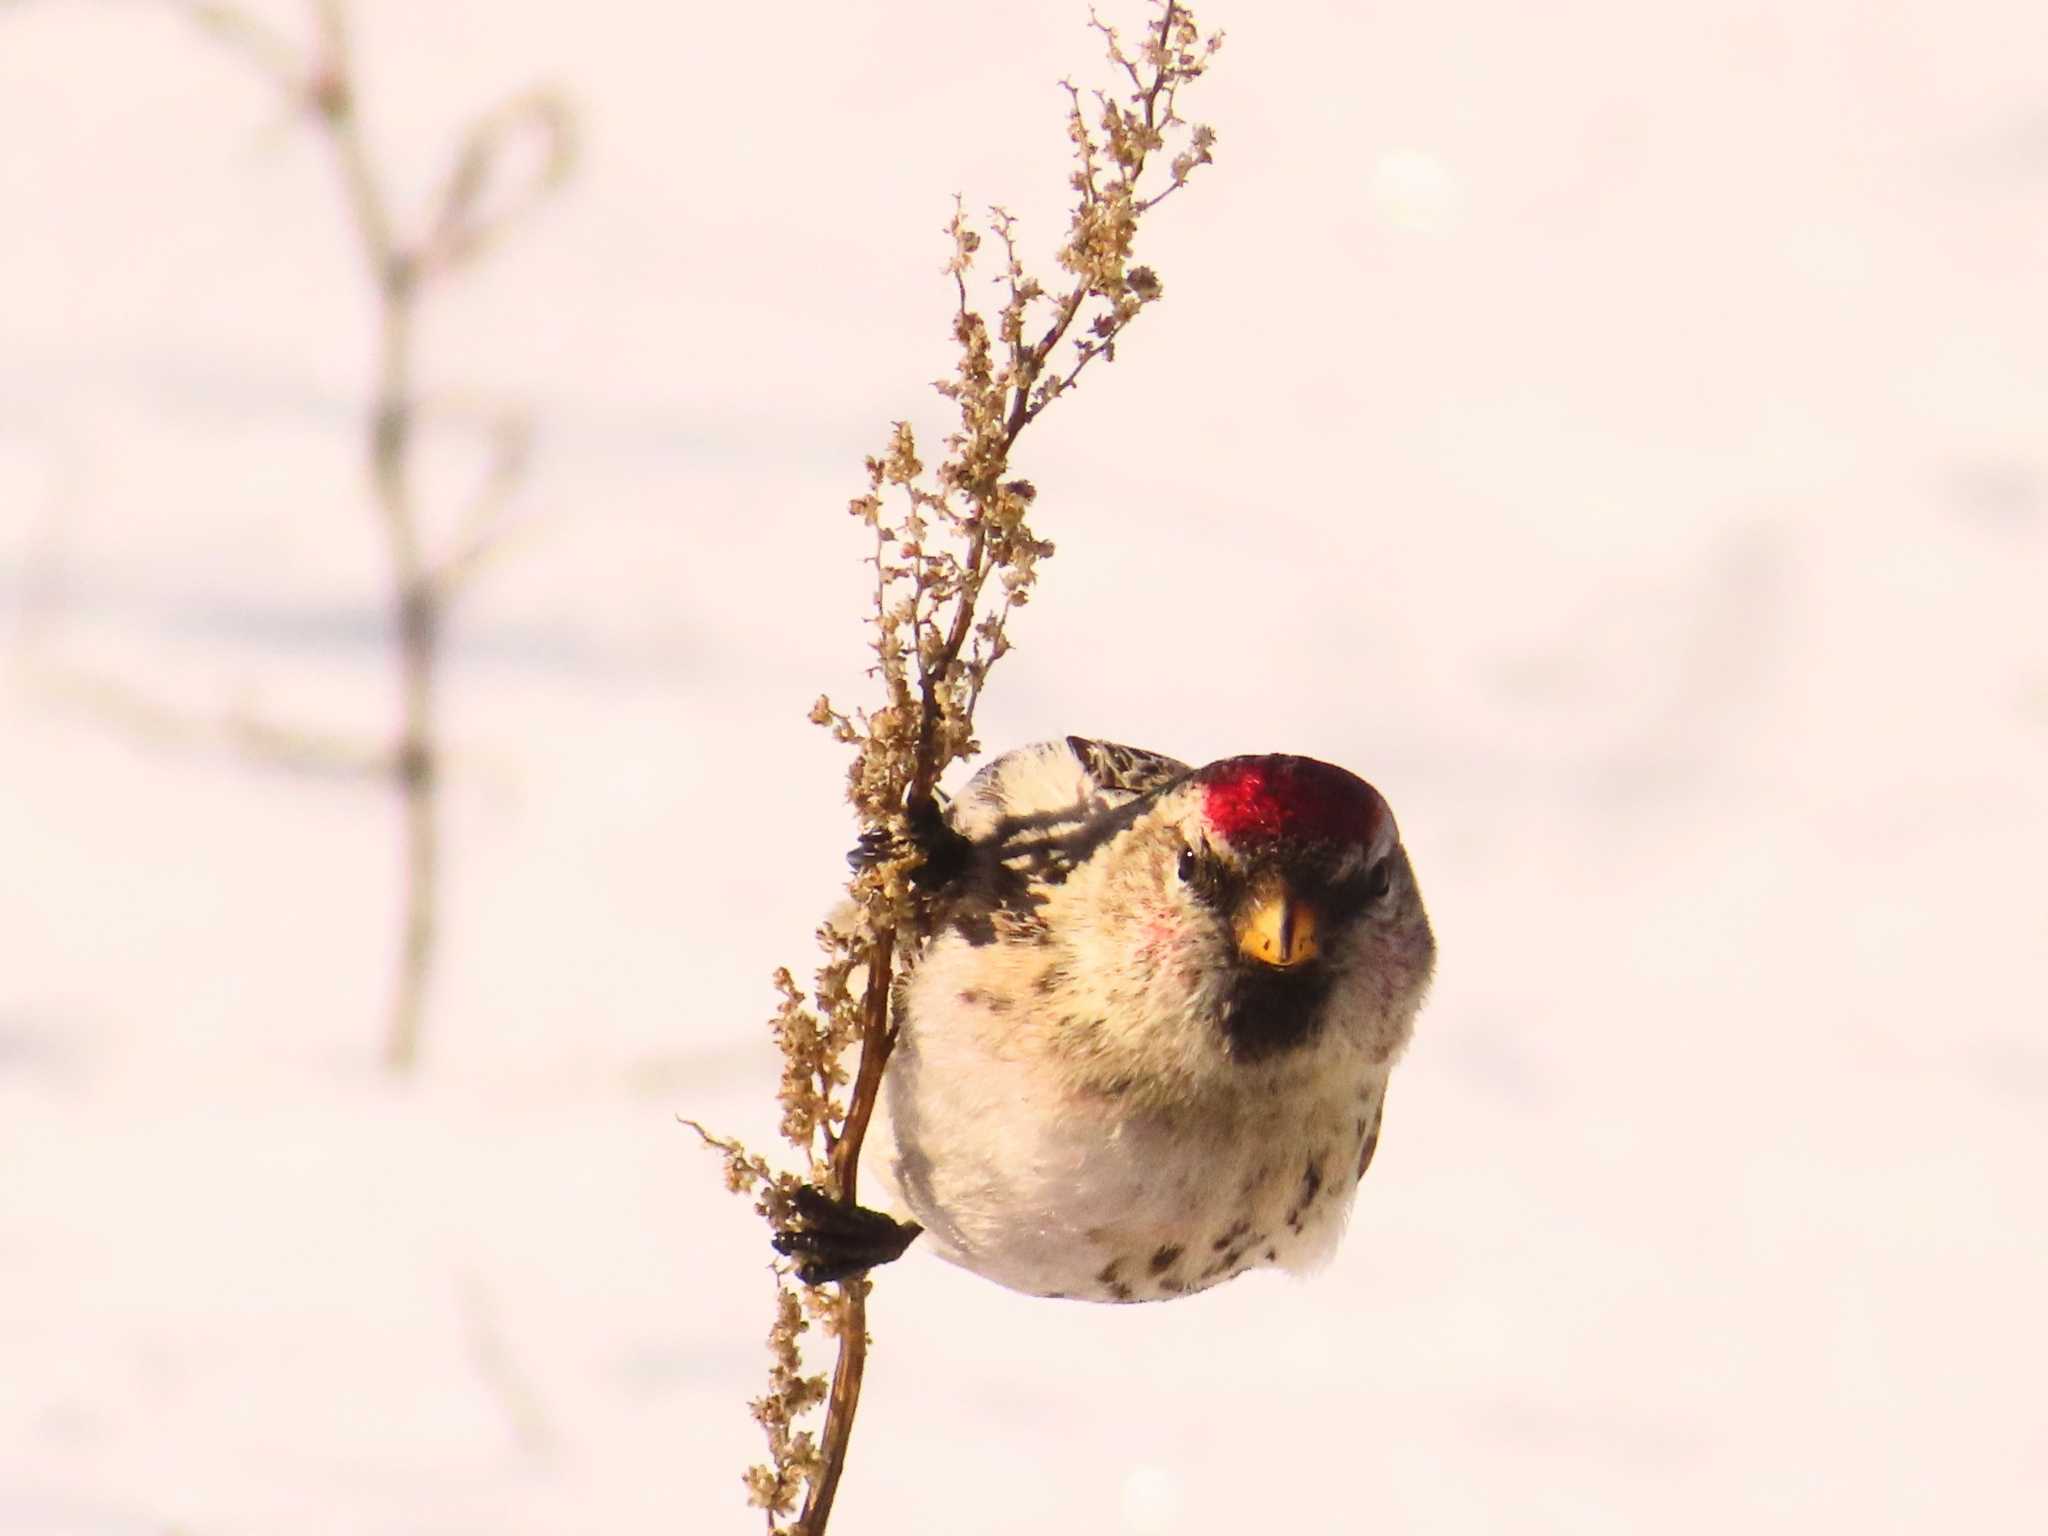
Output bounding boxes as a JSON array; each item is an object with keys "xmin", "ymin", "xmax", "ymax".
[
  {"xmin": 131, "ymin": 0, "xmax": 575, "ymax": 1071},
  {"xmin": 21, "ymin": 6, "xmax": 570, "ymax": 1070},
  {"xmin": 437, "ymin": 406, "xmax": 536, "ymax": 597},
  {"xmin": 458, "ymin": 1269, "xmax": 558, "ymax": 1459},
  {"xmin": 690, "ymin": 6, "xmax": 1222, "ymax": 1532},
  {"xmin": 421, "ymin": 90, "xmax": 577, "ymax": 277}
]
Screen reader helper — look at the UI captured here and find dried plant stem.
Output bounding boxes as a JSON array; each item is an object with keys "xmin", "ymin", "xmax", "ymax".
[
  {"xmin": 793, "ymin": 930, "xmax": 894, "ymax": 1535},
  {"xmin": 797, "ymin": 1268, "xmax": 868, "ymax": 1536},
  {"xmin": 695, "ymin": 7, "xmax": 1222, "ymax": 1532}
]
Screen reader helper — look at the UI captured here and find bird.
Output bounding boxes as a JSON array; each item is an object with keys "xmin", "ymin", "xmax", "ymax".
[{"xmin": 772, "ymin": 735, "xmax": 1435, "ymax": 1303}]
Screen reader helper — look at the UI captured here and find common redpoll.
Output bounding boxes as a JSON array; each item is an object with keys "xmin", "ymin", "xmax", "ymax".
[{"xmin": 773, "ymin": 737, "xmax": 1435, "ymax": 1303}]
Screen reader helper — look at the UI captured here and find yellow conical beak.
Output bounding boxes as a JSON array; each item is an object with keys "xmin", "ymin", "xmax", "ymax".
[{"xmin": 1236, "ymin": 883, "xmax": 1320, "ymax": 969}]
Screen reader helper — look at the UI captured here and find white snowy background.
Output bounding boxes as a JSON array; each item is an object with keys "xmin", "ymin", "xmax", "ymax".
[{"xmin": 3, "ymin": 1, "xmax": 2045, "ymax": 1532}]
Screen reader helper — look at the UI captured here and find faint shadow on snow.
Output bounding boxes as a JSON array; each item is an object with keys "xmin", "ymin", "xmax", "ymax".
[
  {"xmin": 0, "ymin": 1492, "xmax": 164, "ymax": 1536},
  {"xmin": 162, "ymin": 596, "xmax": 625, "ymax": 678},
  {"xmin": 1966, "ymin": 1035, "xmax": 2048, "ymax": 1102},
  {"xmin": 0, "ymin": 1015, "xmax": 90, "ymax": 1088},
  {"xmin": 0, "ymin": 566, "xmax": 672, "ymax": 682},
  {"xmin": 125, "ymin": 349, "xmax": 871, "ymax": 474},
  {"xmin": 1945, "ymin": 458, "xmax": 2042, "ymax": 533}
]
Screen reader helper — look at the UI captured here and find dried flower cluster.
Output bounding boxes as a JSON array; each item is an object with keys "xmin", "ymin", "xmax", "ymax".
[{"xmin": 690, "ymin": 6, "xmax": 1222, "ymax": 1532}]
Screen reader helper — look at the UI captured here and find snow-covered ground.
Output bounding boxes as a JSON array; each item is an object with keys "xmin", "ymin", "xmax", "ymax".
[{"xmin": 3, "ymin": 2, "xmax": 2045, "ymax": 1531}]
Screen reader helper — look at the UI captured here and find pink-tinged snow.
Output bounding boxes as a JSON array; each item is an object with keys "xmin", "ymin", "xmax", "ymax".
[{"xmin": 3, "ymin": 2, "xmax": 2044, "ymax": 1532}]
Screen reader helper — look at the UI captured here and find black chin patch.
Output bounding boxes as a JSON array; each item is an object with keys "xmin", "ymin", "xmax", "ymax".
[{"xmin": 1219, "ymin": 965, "xmax": 1332, "ymax": 1063}]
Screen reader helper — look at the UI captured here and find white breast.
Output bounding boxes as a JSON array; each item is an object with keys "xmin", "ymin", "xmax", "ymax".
[{"xmin": 868, "ymin": 960, "xmax": 1388, "ymax": 1303}]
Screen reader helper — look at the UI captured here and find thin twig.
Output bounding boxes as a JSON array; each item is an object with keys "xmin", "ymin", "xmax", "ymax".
[
  {"xmin": 292, "ymin": 0, "xmax": 446, "ymax": 1073},
  {"xmin": 420, "ymin": 90, "xmax": 576, "ymax": 277},
  {"xmin": 175, "ymin": 0, "xmax": 571, "ymax": 1073},
  {"xmin": 458, "ymin": 1269, "xmax": 558, "ymax": 1457},
  {"xmin": 436, "ymin": 408, "xmax": 535, "ymax": 596}
]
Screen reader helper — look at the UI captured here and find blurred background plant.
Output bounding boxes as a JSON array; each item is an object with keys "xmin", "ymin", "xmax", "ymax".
[{"xmin": 25, "ymin": 0, "xmax": 574, "ymax": 1071}]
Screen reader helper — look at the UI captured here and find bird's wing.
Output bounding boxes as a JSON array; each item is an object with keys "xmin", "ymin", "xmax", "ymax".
[
  {"xmin": 1064, "ymin": 736, "xmax": 1192, "ymax": 801},
  {"xmin": 944, "ymin": 738, "xmax": 1190, "ymax": 847}
]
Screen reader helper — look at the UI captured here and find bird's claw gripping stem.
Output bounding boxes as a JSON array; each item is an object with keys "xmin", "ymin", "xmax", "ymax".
[
  {"xmin": 771, "ymin": 1184, "xmax": 923, "ymax": 1286},
  {"xmin": 846, "ymin": 792, "xmax": 972, "ymax": 893}
]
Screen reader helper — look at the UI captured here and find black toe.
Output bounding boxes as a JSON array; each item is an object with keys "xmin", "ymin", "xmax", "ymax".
[
  {"xmin": 844, "ymin": 795, "xmax": 972, "ymax": 892},
  {"xmin": 771, "ymin": 1185, "xmax": 923, "ymax": 1286}
]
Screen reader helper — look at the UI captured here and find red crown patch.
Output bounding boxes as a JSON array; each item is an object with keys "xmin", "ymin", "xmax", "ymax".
[{"xmin": 1198, "ymin": 755, "xmax": 1390, "ymax": 851}]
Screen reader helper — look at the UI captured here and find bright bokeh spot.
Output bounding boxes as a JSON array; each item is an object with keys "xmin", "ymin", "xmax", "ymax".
[
  {"xmin": 1120, "ymin": 1463, "xmax": 1185, "ymax": 1534},
  {"xmin": 1369, "ymin": 147, "xmax": 1462, "ymax": 233}
]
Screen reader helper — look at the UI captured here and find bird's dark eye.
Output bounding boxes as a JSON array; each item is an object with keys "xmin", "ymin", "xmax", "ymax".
[
  {"xmin": 1176, "ymin": 847, "xmax": 1198, "ymax": 883},
  {"xmin": 1360, "ymin": 858, "xmax": 1392, "ymax": 903},
  {"xmin": 1331, "ymin": 857, "xmax": 1392, "ymax": 916}
]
